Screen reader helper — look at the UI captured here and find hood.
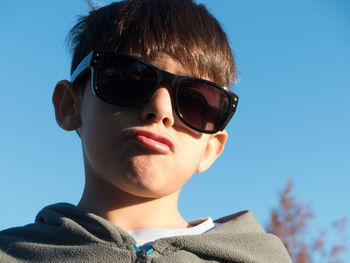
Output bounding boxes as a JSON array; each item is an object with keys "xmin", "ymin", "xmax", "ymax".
[{"xmin": 0, "ymin": 203, "xmax": 291, "ymax": 263}]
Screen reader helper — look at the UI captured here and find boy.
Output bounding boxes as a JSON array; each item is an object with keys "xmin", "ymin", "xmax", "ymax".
[{"xmin": 0, "ymin": 0, "xmax": 292, "ymax": 262}]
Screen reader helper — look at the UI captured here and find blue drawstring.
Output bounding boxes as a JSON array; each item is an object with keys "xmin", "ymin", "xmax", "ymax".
[
  {"xmin": 146, "ymin": 248, "xmax": 154, "ymax": 255},
  {"xmin": 133, "ymin": 243, "xmax": 140, "ymax": 252},
  {"xmin": 133, "ymin": 243, "xmax": 154, "ymax": 255}
]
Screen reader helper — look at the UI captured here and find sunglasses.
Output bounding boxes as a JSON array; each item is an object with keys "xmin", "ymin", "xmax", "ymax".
[{"xmin": 71, "ymin": 51, "xmax": 239, "ymax": 134}]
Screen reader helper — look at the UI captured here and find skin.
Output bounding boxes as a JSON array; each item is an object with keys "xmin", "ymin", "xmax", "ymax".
[{"xmin": 52, "ymin": 53, "xmax": 227, "ymax": 230}]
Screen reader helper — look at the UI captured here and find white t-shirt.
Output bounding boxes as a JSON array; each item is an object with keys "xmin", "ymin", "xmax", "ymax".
[{"xmin": 126, "ymin": 218, "xmax": 220, "ymax": 250}]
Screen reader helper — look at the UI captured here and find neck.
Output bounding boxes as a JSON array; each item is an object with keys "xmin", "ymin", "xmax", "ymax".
[{"xmin": 77, "ymin": 173, "xmax": 189, "ymax": 230}]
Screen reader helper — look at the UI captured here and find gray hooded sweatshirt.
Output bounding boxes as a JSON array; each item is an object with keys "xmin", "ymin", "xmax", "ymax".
[{"xmin": 0, "ymin": 203, "xmax": 292, "ymax": 263}]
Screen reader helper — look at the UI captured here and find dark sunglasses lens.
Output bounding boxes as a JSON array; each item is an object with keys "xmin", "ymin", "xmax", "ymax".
[
  {"xmin": 177, "ymin": 80, "xmax": 230, "ymax": 131},
  {"xmin": 95, "ymin": 55, "xmax": 156, "ymax": 105}
]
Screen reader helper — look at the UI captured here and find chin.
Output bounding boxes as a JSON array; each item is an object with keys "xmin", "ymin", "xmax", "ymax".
[
  {"xmin": 116, "ymin": 182, "xmax": 175, "ymax": 200},
  {"xmin": 115, "ymin": 172, "xmax": 177, "ymax": 200},
  {"xmin": 124, "ymin": 173, "xmax": 166, "ymax": 197}
]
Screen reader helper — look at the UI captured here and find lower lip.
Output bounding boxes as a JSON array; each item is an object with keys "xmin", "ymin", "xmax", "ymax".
[{"xmin": 133, "ymin": 135, "xmax": 172, "ymax": 154}]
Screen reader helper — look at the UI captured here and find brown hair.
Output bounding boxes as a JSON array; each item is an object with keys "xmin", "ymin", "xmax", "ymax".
[{"xmin": 68, "ymin": 0, "xmax": 236, "ymax": 88}]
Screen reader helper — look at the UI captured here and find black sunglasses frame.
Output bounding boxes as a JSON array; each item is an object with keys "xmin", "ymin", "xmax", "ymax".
[{"xmin": 71, "ymin": 51, "xmax": 239, "ymax": 134}]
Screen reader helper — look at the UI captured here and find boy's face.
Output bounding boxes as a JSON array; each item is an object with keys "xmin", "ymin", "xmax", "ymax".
[{"xmin": 54, "ymin": 53, "xmax": 227, "ymax": 199}]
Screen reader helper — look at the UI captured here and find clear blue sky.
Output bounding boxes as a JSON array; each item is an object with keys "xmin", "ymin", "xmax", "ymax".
[{"xmin": 1, "ymin": 0, "xmax": 349, "ymax": 257}]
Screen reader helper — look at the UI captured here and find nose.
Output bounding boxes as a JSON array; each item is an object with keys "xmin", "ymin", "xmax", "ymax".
[{"xmin": 140, "ymin": 85, "xmax": 175, "ymax": 128}]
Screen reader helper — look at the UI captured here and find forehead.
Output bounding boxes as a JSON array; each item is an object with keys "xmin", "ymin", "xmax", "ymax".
[
  {"xmin": 148, "ymin": 54, "xmax": 188, "ymax": 76},
  {"xmin": 143, "ymin": 53, "xmax": 212, "ymax": 82}
]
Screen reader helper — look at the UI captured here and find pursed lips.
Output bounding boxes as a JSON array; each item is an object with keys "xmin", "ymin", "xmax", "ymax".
[{"xmin": 127, "ymin": 130, "xmax": 175, "ymax": 153}]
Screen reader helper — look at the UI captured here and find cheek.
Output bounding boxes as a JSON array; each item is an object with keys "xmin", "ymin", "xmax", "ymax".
[
  {"xmin": 81, "ymin": 112, "xmax": 111, "ymax": 163},
  {"xmin": 80, "ymin": 100, "xmax": 128, "ymax": 178},
  {"xmin": 172, "ymin": 138, "xmax": 209, "ymax": 176},
  {"xmin": 81, "ymin": 124, "xmax": 117, "ymax": 181}
]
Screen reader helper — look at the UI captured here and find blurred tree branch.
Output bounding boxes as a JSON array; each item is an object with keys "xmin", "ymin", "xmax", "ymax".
[{"xmin": 267, "ymin": 180, "xmax": 347, "ymax": 263}]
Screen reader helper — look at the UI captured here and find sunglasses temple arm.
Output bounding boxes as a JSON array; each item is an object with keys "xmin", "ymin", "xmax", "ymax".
[{"xmin": 71, "ymin": 51, "xmax": 94, "ymax": 83}]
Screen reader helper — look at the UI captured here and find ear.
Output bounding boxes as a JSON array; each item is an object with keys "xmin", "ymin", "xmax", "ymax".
[
  {"xmin": 196, "ymin": 130, "xmax": 228, "ymax": 173},
  {"xmin": 52, "ymin": 80, "xmax": 81, "ymax": 131}
]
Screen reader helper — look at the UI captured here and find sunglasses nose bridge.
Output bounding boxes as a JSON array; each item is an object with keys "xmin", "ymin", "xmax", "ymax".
[
  {"xmin": 152, "ymin": 70, "xmax": 178, "ymax": 98},
  {"xmin": 139, "ymin": 79, "xmax": 176, "ymax": 129},
  {"xmin": 139, "ymin": 70, "xmax": 178, "ymax": 120}
]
